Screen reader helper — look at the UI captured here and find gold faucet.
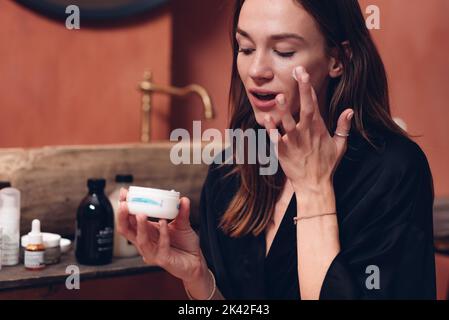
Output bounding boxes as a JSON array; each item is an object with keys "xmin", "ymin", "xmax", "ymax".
[{"xmin": 138, "ymin": 71, "xmax": 214, "ymax": 142}]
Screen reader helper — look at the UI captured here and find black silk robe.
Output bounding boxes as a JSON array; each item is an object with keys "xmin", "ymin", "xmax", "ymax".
[{"xmin": 198, "ymin": 129, "xmax": 436, "ymax": 299}]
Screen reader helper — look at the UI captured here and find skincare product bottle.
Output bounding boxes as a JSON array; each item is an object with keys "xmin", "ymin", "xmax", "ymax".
[
  {"xmin": 0, "ymin": 187, "xmax": 21, "ymax": 266},
  {"xmin": 0, "ymin": 226, "xmax": 3, "ymax": 270},
  {"xmin": 0, "ymin": 182, "xmax": 11, "ymax": 190},
  {"xmin": 21, "ymin": 232, "xmax": 61, "ymax": 265},
  {"xmin": 24, "ymin": 219, "xmax": 45, "ymax": 270},
  {"xmin": 75, "ymin": 178, "xmax": 114, "ymax": 265},
  {"xmin": 109, "ymin": 174, "xmax": 138, "ymax": 258}
]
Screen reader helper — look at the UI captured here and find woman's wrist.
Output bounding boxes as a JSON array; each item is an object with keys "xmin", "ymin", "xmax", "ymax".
[
  {"xmin": 294, "ymin": 182, "xmax": 337, "ymax": 218},
  {"xmin": 182, "ymin": 261, "xmax": 215, "ymax": 300}
]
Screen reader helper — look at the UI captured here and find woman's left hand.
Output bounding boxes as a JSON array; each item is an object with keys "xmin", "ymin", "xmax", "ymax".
[{"xmin": 263, "ymin": 66, "xmax": 354, "ymax": 195}]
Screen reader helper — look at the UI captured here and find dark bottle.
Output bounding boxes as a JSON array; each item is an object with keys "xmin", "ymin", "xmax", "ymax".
[
  {"xmin": 0, "ymin": 181, "xmax": 11, "ymax": 190},
  {"xmin": 75, "ymin": 178, "xmax": 114, "ymax": 265}
]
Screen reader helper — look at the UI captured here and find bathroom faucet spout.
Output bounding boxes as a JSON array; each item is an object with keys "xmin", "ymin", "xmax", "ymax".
[{"xmin": 138, "ymin": 71, "xmax": 214, "ymax": 142}]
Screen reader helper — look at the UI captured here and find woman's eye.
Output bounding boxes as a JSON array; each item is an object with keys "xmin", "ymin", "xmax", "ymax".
[
  {"xmin": 275, "ymin": 50, "xmax": 296, "ymax": 58},
  {"xmin": 238, "ymin": 48, "xmax": 254, "ymax": 55}
]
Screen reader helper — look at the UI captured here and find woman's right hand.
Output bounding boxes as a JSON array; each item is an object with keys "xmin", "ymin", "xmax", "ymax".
[{"xmin": 117, "ymin": 188, "xmax": 208, "ymax": 285}]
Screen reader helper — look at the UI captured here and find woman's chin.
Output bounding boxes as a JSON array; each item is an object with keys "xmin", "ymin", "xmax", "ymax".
[
  {"xmin": 255, "ymin": 117, "xmax": 273, "ymax": 129},
  {"xmin": 254, "ymin": 116, "xmax": 266, "ymax": 128},
  {"xmin": 254, "ymin": 113, "xmax": 280, "ymax": 129}
]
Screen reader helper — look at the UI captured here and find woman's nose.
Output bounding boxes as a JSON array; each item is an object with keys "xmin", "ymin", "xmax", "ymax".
[{"xmin": 248, "ymin": 53, "xmax": 274, "ymax": 81}]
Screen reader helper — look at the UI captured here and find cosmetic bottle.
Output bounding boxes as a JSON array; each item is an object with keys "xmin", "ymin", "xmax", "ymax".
[
  {"xmin": 75, "ymin": 178, "xmax": 114, "ymax": 265},
  {"xmin": 0, "ymin": 188, "xmax": 21, "ymax": 266},
  {"xmin": 0, "ymin": 182, "xmax": 11, "ymax": 190},
  {"xmin": 0, "ymin": 226, "xmax": 3, "ymax": 270},
  {"xmin": 24, "ymin": 219, "xmax": 45, "ymax": 270},
  {"xmin": 109, "ymin": 174, "xmax": 138, "ymax": 258}
]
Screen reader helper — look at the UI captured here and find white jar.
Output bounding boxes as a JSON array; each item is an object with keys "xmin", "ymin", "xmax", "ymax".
[{"xmin": 126, "ymin": 186, "xmax": 180, "ymax": 220}]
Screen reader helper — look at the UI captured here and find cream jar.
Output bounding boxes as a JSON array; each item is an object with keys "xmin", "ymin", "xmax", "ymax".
[{"xmin": 126, "ymin": 186, "xmax": 180, "ymax": 219}]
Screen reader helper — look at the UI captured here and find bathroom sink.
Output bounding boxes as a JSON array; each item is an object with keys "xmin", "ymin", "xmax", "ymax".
[{"xmin": 0, "ymin": 142, "xmax": 208, "ymax": 237}]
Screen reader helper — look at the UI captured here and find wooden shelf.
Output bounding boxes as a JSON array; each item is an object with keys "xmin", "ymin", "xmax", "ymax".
[{"xmin": 0, "ymin": 249, "xmax": 161, "ymax": 291}]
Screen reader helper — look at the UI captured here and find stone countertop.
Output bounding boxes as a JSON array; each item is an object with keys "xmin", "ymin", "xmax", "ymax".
[{"xmin": 0, "ymin": 249, "xmax": 161, "ymax": 291}]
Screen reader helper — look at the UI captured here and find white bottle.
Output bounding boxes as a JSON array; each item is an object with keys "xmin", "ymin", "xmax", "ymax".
[
  {"xmin": 0, "ymin": 188, "xmax": 21, "ymax": 266},
  {"xmin": 109, "ymin": 175, "xmax": 138, "ymax": 258},
  {"xmin": 0, "ymin": 226, "xmax": 3, "ymax": 270}
]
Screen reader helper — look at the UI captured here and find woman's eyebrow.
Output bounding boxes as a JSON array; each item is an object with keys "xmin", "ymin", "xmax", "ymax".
[
  {"xmin": 236, "ymin": 27, "xmax": 305, "ymax": 43},
  {"xmin": 271, "ymin": 33, "xmax": 305, "ymax": 42}
]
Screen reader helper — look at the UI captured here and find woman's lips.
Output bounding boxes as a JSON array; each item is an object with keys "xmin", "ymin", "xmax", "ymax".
[{"xmin": 249, "ymin": 91, "xmax": 278, "ymax": 111}]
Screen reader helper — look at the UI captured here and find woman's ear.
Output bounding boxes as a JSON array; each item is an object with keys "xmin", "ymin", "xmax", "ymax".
[
  {"xmin": 328, "ymin": 56, "xmax": 343, "ymax": 79},
  {"xmin": 328, "ymin": 41, "xmax": 352, "ymax": 79}
]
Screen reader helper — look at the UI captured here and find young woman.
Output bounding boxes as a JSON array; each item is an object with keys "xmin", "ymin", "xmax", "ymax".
[{"xmin": 117, "ymin": 0, "xmax": 436, "ymax": 300}]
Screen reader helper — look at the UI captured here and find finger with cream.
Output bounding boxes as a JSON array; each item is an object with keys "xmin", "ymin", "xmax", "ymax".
[{"xmin": 126, "ymin": 186, "xmax": 180, "ymax": 219}]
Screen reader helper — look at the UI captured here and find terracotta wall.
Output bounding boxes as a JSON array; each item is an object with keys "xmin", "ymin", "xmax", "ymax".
[
  {"xmin": 170, "ymin": 0, "xmax": 232, "ymax": 135},
  {"xmin": 170, "ymin": 0, "xmax": 449, "ymax": 197},
  {"xmin": 362, "ymin": 0, "xmax": 449, "ymax": 198},
  {"xmin": 0, "ymin": 0, "xmax": 172, "ymax": 147}
]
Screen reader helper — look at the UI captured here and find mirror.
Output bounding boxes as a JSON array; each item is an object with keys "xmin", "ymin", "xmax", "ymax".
[{"xmin": 15, "ymin": 0, "xmax": 168, "ymax": 21}]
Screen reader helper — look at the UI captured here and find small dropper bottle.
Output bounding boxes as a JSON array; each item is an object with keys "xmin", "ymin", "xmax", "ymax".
[{"xmin": 24, "ymin": 219, "xmax": 45, "ymax": 270}]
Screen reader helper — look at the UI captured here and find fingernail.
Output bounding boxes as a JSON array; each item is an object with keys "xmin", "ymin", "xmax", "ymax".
[
  {"xmin": 277, "ymin": 94, "xmax": 286, "ymax": 106},
  {"xmin": 264, "ymin": 114, "xmax": 271, "ymax": 123},
  {"xmin": 347, "ymin": 111, "xmax": 354, "ymax": 121},
  {"xmin": 301, "ymin": 72, "xmax": 309, "ymax": 84},
  {"xmin": 294, "ymin": 66, "xmax": 303, "ymax": 81},
  {"xmin": 292, "ymin": 68, "xmax": 298, "ymax": 81}
]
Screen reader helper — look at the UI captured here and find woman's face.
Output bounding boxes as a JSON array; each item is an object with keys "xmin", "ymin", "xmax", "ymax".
[{"xmin": 236, "ymin": 0, "xmax": 339, "ymax": 127}]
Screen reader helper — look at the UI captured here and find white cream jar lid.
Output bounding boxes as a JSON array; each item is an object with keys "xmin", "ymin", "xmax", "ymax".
[
  {"xmin": 128, "ymin": 186, "xmax": 180, "ymax": 199},
  {"xmin": 126, "ymin": 186, "xmax": 180, "ymax": 219}
]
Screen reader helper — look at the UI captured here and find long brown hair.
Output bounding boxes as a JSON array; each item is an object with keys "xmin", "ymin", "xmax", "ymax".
[{"xmin": 219, "ymin": 0, "xmax": 409, "ymax": 238}]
